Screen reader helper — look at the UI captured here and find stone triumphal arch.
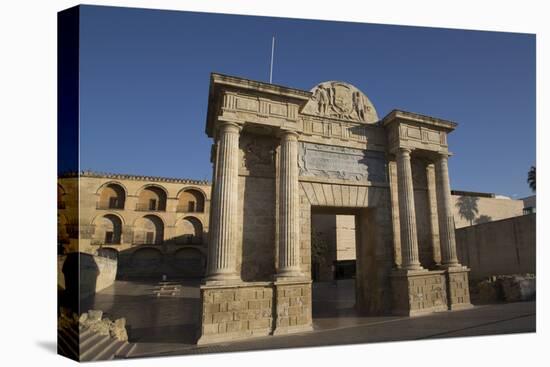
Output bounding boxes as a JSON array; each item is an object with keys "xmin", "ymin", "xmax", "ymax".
[{"xmin": 198, "ymin": 73, "xmax": 471, "ymax": 344}]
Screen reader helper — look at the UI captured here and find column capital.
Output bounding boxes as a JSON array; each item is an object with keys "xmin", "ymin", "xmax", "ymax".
[
  {"xmin": 398, "ymin": 147, "xmax": 413, "ymax": 156},
  {"xmin": 436, "ymin": 151, "xmax": 453, "ymax": 160},
  {"xmin": 217, "ymin": 121, "xmax": 242, "ymax": 134},
  {"xmin": 278, "ymin": 129, "xmax": 300, "ymax": 140}
]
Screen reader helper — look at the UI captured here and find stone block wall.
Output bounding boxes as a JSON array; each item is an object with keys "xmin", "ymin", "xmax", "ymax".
[
  {"xmin": 198, "ymin": 283, "xmax": 274, "ymax": 344},
  {"xmin": 198, "ymin": 281, "xmax": 313, "ymax": 344},
  {"xmin": 274, "ymin": 281, "xmax": 312, "ymax": 335},
  {"xmin": 391, "ymin": 270, "xmax": 448, "ymax": 316},
  {"xmin": 446, "ymin": 269, "xmax": 471, "ymax": 310}
]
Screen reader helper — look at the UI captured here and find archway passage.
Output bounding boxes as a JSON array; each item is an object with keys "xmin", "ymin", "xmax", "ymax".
[{"xmin": 310, "ymin": 207, "xmax": 365, "ymax": 321}]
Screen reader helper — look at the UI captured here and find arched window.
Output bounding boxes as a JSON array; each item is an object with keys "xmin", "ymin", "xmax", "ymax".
[
  {"xmin": 133, "ymin": 215, "xmax": 164, "ymax": 245},
  {"xmin": 136, "ymin": 186, "xmax": 167, "ymax": 211},
  {"xmin": 175, "ymin": 217, "xmax": 203, "ymax": 244},
  {"xmin": 177, "ymin": 189, "xmax": 205, "ymax": 213},
  {"xmin": 93, "ymin": 214, "xmax": 123, "ymax": 245},
  {"xmin": 97, "ymin": 183, "xmax": 126, "ymax": 209}
]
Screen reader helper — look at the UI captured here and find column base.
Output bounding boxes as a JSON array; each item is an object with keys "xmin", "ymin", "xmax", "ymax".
[
  {"xmin": 444, "ymin": 266, "xmax": 472, "ymax": 311},
  {"xmin": 273, "ymin": 280, "xmax": 313, "ymax": 336},
  {"xmin": 198, "ymin": 281, "xmax": 274, "ymax": 345},
  {"xmin": 391, "ymin": 269, "xmax": 448, "ymax": 316},
  {"xmin": 275, "ymin": 268, "xmax": 305, "ymax": 280},
  {"xmin": 203, "ymin": 272, "xmax": 242, "ymax": 286},
  {"xmin": 437, "ymin": 263, "xmax": 467, "ymax": 271}
]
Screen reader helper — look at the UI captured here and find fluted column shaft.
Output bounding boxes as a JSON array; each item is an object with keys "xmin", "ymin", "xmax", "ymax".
[
  {"xmin": 277, "ymin": 130, "xmax": 302, "ymax": 278},
  {"xmin": 206, "ymin": 122, "xmax": 241, "ymax": 282},
  {"xmin": 426, "ymin": 163, "xmax": 441, "ymax": 266},
  {"xmin": 435, "ymin": 154, "xmax": 460, "ymax": 267},
  {"xmin": 396, "ymin": 148, "xmax": 423, "ymax": 270}
]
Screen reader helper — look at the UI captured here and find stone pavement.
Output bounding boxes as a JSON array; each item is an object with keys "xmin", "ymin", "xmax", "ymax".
[{"xmin": 83, "ymin": 280, "xmax": 535, "ymax": 359}]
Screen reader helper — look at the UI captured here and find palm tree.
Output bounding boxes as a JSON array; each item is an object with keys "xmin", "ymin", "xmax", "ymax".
[{"xmin": 527, "ymin": 166, "xmax": 536, "ymax": 192}]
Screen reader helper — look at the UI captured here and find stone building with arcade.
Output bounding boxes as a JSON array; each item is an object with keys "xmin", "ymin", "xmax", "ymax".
[
  {"xmin": 198, "ymin": 73, "xmax": 472, "ymax": 344},
  {"xmin": 58, "ymin": 171, "xmax": 211, "ymax": 278}
]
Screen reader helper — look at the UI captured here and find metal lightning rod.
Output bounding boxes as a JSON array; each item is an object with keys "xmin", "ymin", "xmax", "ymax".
[{"xmin": 269, "ymin": 36, "xmax": 275, "ymax": 84}]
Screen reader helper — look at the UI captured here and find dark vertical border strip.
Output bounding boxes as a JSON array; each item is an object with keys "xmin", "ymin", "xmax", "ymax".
[{"xmin": 57, "ymin": 5, "xmax": 80, "ymax": 362}]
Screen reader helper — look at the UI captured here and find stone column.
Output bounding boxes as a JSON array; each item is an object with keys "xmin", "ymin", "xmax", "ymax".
[
  {"xmin": 426, "ymin": 163, "xmax": 441, "ymax": 266},
  {"xmin": 206, "ymin": 122, "xmax": 241, "ymax": 282},
  {"xmin": 277, "ymin": 130, "xmax": 302, "ymax": 278},
  {"xmin": 435, "ymin": 154, "xmax": 460, "ymax": 267},
  {"xmin": 396, "ymin": 148, "xmax": 423, "ymax": 270}
]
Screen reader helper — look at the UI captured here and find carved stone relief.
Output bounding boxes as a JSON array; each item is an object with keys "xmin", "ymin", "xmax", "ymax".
[
  {"xmin": 298, "ymin": 142, "xmax": 387, "ymax": 183},
  {"xmin": 302, "ymin": 81, "xmax": 379, "ymax": 123}
]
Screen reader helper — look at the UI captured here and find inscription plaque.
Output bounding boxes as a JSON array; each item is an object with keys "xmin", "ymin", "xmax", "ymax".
[{"xmin": 298, "ymin": 142, "xmax": 387, "ymax": 183}]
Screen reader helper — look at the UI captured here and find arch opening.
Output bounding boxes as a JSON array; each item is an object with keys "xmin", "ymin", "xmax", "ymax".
[
  {"xmin": 133, "ymin": 215, "xmax": 164, "ymax": 245},
  {"xmin": 98, "ymin": 183, "xmax": 126, "ymax": 210},
  {"xmin": 177, "ymin": 189, "xmax": 205, "ymax": 213}
]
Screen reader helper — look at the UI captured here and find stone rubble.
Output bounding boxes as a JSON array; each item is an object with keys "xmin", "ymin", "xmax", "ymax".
[
  {"xmin": 79, "ymin": 309, "xmax": 128, "ymax": 342},
  {"xmin": 476, "ymin": 274, "xmax": 535, "ymax": 303}
]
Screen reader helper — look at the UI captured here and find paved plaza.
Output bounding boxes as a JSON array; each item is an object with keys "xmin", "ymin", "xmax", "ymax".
[{"xmin": 82, "ymin": 279, "xmax": 535, "ymax": 358}]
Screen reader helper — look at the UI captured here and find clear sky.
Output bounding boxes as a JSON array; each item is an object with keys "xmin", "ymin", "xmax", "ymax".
[{"xmin": 78, "ymin": 5, "xmax": 535, "ymax": 198}]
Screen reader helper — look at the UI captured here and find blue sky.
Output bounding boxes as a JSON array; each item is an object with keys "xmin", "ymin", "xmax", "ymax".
[{"xmin": 78, "ymin": 5, "xmax": 535, "ymax": 198}]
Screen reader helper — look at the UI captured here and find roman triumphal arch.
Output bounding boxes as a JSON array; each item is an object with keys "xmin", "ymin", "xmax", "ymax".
[{"xmin": 197, "ymin": 73, "xmax": 471, "ymax": 344}]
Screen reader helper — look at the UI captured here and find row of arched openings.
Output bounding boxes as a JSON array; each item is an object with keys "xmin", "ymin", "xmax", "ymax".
[
  {"xmin": 92, "ymin": 214, "xmax": 204, "ymax": 245},
  {"xmin": 95, "ymin": 182, "xmax": 206, "ymax": 213}
]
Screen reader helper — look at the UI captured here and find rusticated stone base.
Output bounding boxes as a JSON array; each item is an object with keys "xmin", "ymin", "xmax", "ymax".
[
  {"xmin": 445, "ymin": 267, "xmax": 473, "ymax": 310},
  {"xmin": 273, "ymin": 280, "xmax": 313, "ymax": 335},
  {"xmin": 197, "ymin": 280, "xmax": 313, "ymax": 344},
  {"xmin": 391, "ymin": 269, "xmax": 448, "ymax": 316},
  {"xmin": 197, "ymin": 282, "xmax": 274, "ymax": 345}
]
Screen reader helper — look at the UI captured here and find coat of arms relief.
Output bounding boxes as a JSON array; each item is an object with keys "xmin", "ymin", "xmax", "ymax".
[{"xmin": 302, "ymin": 81, "xmax": 379, "ymax": 123}]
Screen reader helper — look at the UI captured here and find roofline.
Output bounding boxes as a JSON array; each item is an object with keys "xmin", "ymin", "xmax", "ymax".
[
  {"xmin": 381, "ymin": 109, "xmax": 458, "ymax": 131},
  {"xmin": 58, "ymin": 170, "xmax": 210, "ymax": 185},
  {"xmin": 210, "ymin": 72, "xmax": 312, "ymax": 100}
]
